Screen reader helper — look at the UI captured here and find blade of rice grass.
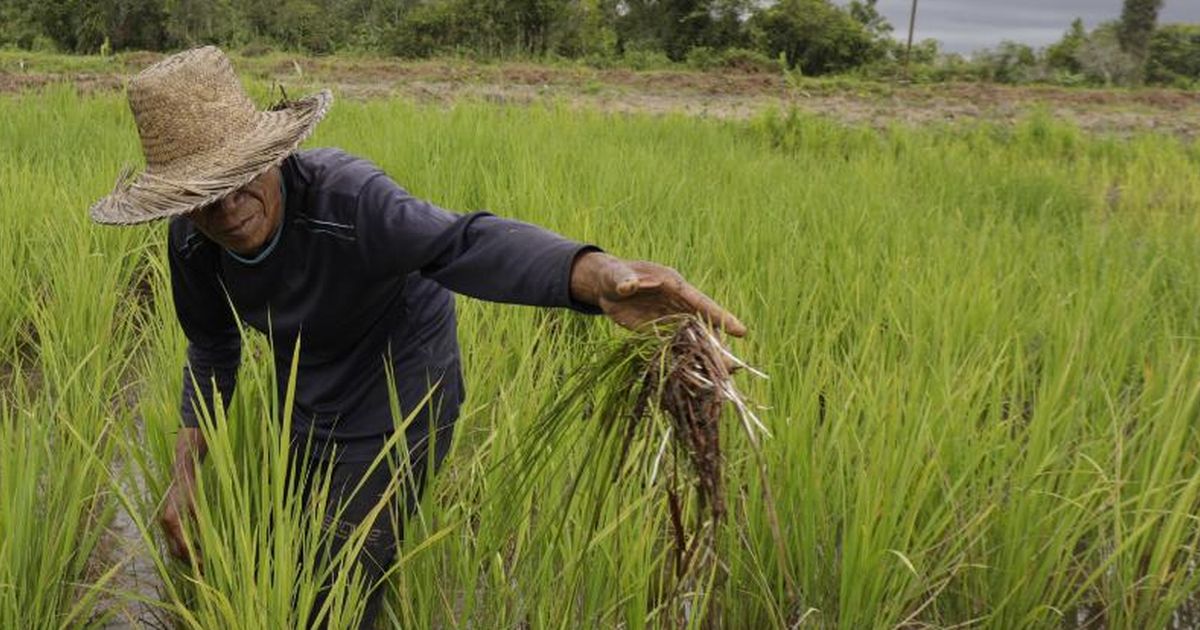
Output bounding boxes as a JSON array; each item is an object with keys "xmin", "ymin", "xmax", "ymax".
[{"xmin": 493, "ymin": 314, "xmax": 775, "ymax": 626}]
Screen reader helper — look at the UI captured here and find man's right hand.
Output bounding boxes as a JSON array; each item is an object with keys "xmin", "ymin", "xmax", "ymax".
[{"xmin": 160, "ymin": 427, "xmax": 207, "ymax": 567}]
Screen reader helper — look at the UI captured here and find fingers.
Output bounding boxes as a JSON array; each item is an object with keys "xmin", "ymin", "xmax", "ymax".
[
  {"xmin": 163, "ymin": 517, "xmax": 196, "ymax": 564},
  {"xmin": 167, "ymin": 535, "xmax": 189, "ymax": 563},
  {"xmin": 169, "ymin": 531, "xmax": 203, "ymax": 571},
  {"xmin": 616, "ymin": 275, "xmax": 664, "ymax": 297},
  {"xmin": 604, "ymin": 259, "xmax": 746, "ymax": 337},
  {"xmin": 615, "ymin": 274, "xmax": 639, "ymax": 297},
  {"xmin": 678, "ymin": 282, "xmax": 747, "ymax": 338},
  {"xmin": 162, "ymin": 514, "xmax": 186, "ymax": 559},
  {"xmin": 161, "ymin": 494, "xmax": 202, "ymax": 569},
  {"xmin": 611, "ymin": 259, "xmax": 662, "ymax": 297}
]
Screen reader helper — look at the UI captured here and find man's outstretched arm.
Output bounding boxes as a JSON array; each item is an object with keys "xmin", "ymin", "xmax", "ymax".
[
  {"xmin": 355, "ymin": 174, "xmax": 746, "ymax": 333},
  {"xmin": 568, "ymin": 251, "xmax": 746, "ymax": 337}
]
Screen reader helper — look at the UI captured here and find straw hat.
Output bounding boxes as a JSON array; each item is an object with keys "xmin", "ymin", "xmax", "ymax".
[{"xmin": 89, "ymin": 46, "xmax": 332, "ymax": 225}]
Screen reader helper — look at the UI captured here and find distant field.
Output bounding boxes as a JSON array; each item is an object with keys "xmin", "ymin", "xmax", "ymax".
[
  {"xmin": 2, "ymin": 82, "xmax": 1200, "ymax": 628},
  {"xmin": 2, "ymin": 49, "xmax": 1199, "ymax": 139}
]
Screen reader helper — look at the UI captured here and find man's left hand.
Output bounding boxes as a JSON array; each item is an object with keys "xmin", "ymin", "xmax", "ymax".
[{"xmin": 570, "ymin": 251, "xmax": 746, "ymax": 337}]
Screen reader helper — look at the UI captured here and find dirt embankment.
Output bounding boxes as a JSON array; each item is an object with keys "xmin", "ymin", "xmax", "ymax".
[{"xmin": 2, "ymin": 54, "xmax": 1198, "ymax": 139}]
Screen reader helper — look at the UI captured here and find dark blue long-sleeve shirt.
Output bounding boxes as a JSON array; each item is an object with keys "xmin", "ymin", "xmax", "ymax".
[{"xmin": 169, "ymin": 148, "xmax": 598, "ymax": 462}]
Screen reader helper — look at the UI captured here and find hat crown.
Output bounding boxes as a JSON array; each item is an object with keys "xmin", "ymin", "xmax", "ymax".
[
  {"xmin": 128, "ymin": 46, "xmax": 258, "ymax": 169},
  {"xmin": 89, "ymin": 45, "xmax": 331, "ymax": 225}
]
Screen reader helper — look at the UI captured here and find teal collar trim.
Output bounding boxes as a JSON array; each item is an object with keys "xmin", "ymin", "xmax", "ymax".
[{"xmin": 226, "ymin": 177, "xmax": 286, "ymax": 265}]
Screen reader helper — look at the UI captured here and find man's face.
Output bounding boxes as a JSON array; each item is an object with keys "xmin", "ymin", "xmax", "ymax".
[{"xmin": 188, "ymin": 167, "xmax": 283, "ymax": 256}]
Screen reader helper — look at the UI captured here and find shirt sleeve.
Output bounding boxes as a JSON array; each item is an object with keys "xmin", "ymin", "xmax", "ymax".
[
  {"xmin": 168, "ymin": 230, "xmax": 242, "ymax": 427},
  {"xmin": 355, "ymin": 172, "xmax": 602, "ymax": 313}
]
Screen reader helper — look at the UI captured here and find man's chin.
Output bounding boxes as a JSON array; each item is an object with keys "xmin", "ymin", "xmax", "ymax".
[
  {"xmin": 227, "ymin": 238, "xmax": 266, "ymax": 256},
  {"xmin": 218, "ymin": 218, "xmax": 268, "ymax": 254},
  {"xmin": 215, "ymin": 230, "xmax": 257, "ymax": 255}
]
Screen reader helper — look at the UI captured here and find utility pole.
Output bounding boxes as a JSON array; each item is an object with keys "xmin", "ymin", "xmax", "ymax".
[{"xmin": 904, "ymin": 0, "xmax": 919, "ymax": 81}]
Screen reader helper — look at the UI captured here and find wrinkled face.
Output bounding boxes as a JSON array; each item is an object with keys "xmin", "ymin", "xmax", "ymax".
[{"xmin": 188, "ymin": 167, "xmax": 283, "ymax": 256}]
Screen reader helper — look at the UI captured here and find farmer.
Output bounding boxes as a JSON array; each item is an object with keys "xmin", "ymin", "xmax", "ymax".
[{"xmin": 89, "ymin": 46, "xmax": 744, "ymax": 628}]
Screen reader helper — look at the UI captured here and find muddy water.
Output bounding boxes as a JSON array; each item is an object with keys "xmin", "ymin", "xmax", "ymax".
[{"xmin": 94, "ymin": 439, "xmax": 168, "ymax": 628}]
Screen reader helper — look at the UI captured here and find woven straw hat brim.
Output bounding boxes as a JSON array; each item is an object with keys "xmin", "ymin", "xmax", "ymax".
[{"xmin": 89, "ymin": 90, "xmax": 332, "ymax": 225}]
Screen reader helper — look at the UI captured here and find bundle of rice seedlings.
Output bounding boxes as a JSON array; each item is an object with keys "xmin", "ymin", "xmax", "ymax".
[
  {"xmin": 635, "ymin": 318, "xmax": 764, "ymax": 571},
  {"xmin": 497, "ymin": 314, "xmax": 781, "ymax": 626}
]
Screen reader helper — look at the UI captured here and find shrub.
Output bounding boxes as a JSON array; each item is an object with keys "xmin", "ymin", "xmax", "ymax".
[
  {"xmin": 621, "ymin": 48, "xmax": 673, "ymax": 71},
  {"xmin": 719, "ymin": 47, "xmax": 781, "ymax": 73},
  {"xmin": 386, "ymin": 2, "xmax": 462, "ymax": 59},
  {"xmin": 1146, "ymin": 23, "xmax": 1200, "ymax": 85},
  {"xmin": 554, "ymin": 0, "xmax": 617, "ymax": 59},
  {"xmin": 240, "ymin": 42, "xmax": 274, "ymax": 58},
  {"xmin": 1075, "ymin": 24, "xmax": 1140, "ymax": 86},
  {"xmin": 974, "ymin": 41, "xmax": 1039, "ymax": 84},
  {"xmin": 686, "ymin": 46, "xmax": 781, "ymax": 73},
  {"xmin": 685, "ymin": 45, "xmax": 720, "ymax": 71},
  {"xmin": 749, "ymin": 0, "xmax": 882, "ymax": 75},
  {"xmin": 1045, "ymin": 18, "xmax": 1087, "ymax": 74},
  {"xmin": 273, "ymin": 0, "xmax": 342, "ymax": 54}
]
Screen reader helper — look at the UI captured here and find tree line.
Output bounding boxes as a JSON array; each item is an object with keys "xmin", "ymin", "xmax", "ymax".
[
  {"xmin": 966, "ymin": 0, "xmax": 1198, "ymax": 87},
  {"xmin": 0, "ymin": 0, "xmax": 1196, "ymax": 85},
  {"xmin": 0, "ymin": 0, "xmax": 898, "ymax": 72}
]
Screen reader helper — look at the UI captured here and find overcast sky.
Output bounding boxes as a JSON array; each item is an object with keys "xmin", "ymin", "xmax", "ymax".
[{"xmin": 844, "ymin": 1, "xmax": 1200, "ymax": 54}]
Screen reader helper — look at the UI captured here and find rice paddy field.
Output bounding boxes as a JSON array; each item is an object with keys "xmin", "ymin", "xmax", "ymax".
[{"xmin": 3, "ymin": 78, "xmax": 1200, "ymax": 629}]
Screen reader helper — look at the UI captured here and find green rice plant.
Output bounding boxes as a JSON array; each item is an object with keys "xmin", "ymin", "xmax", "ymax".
[
  {"xmin": 0, "ymin": 172, "xmax": 27, "ymax": 354},
  {"xmin": 0, "ymin": 223, "xmax": 140, "ymax": 627},
  {"xmin": 7, "ymin": 81, "xmax": 1200, "ymax": 627},
  {"xmin": 120, "ymin": 257, "xmax": 436, "ymax": 628},
  {"xmin": 0, "ymin": 94, "xmax": 148, "ymax": 624},
  {"xmin": 0, "ymin": 366, "xmax": 121, "ymax": 628},
  {"xmin": 489, "ymin": 315, "xmax": 780, "ymax": 627}
]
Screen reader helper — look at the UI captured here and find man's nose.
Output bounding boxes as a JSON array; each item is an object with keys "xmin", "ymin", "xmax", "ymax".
[{"xmin": 218, "ymin": 193, "xmax": 240, "ymax": 214}]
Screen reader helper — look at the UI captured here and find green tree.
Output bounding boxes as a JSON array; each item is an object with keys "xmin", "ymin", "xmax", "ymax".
[
  {"xmin": 385, "ymin": 0, "xmax": 574, "ymax": 58},
  {"xmin": 330, "ymin": 0, "xmax": 417, "ymax": 49},
  {"xmin": 614, "ymin": 0, "xmax": 748, "ymax": 61},
  {"xmin": 386, "ymin": 0, "xmax": 458, "ymax": 57},
  {"xmin": 706, "ymin": 0, "xmax": 753, "ymax": 50},
  {"xmin": 0, "ymin": 0, "xmax": 42, "ymax": 48},
  {"xmin": 555, "ymin": 0, "xmax": 618, "ymax": 57},
  {"xmin": 105, "ymin": 0, "xmax": 170, "ymax": 50},
  {"xmin": 848, "ymin": 0, "xmax": 890, "ymax": 38},
  {"xmin": 506, "ymin": 0, "xmax": 568, "ymax": 55},
  {"xmin": 1076, "ymin": 21, "xmax": 1140, "ymax": 86},
  {"xmin": 164, "ymin": 0, "xmax": 240, "ymax": 47},
  {"xmin": 974, "ymin": 40, "xmax": 1037, "ymax": 83},
  {"xmin": 661, "ymin": 0, "xmax": 712, "ymax": 60},
  {"xmin": 1045, "ymin": 17, "xmax": 1086, "ymax": 73},
  {"xmin": 238, "ymin": 0, "xmax": 278, "ymax": 42},
  {"xmin": 273, "ymin": 0, "xmax": 344, "ymax": 53},
  {"xmin": 1145, "ymin": 23, "xmax": 1200, "ymax": 85},
  {"xmin": 749, "ymin": 0, "xmax": 880, "ymax": 74},
  {"xmin": 26, "ymin": 0, "xmax": 167, "ymax": 52},
  {"xmin": 28, "ymin": 0, "xmax": 84, "ymax": 51},
  {"xmin": 1117, "ymin": 0, "xmax": 1163, "ymax": 80}
]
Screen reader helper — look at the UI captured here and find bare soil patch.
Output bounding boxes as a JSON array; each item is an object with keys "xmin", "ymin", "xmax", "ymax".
[
  {"xmin": 0, "ymin": 72, "xmax": 123, "ymax": 94},
  {"xmin": 2, "ymin": 55, "xmax": 1197, "ymax": 139}
]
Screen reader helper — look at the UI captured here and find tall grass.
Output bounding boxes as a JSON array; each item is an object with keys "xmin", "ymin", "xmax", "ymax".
[
  {"xmin": 126, "ymin": 255, "xmax": 441, "ymax": 629},
  {"xmin": 0, "ymin": 85, "xmax": 146, "ymax": 627},
  {"xmin": 1, "ymin": 81, "xmax": 1200, "ymax": 627}
]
